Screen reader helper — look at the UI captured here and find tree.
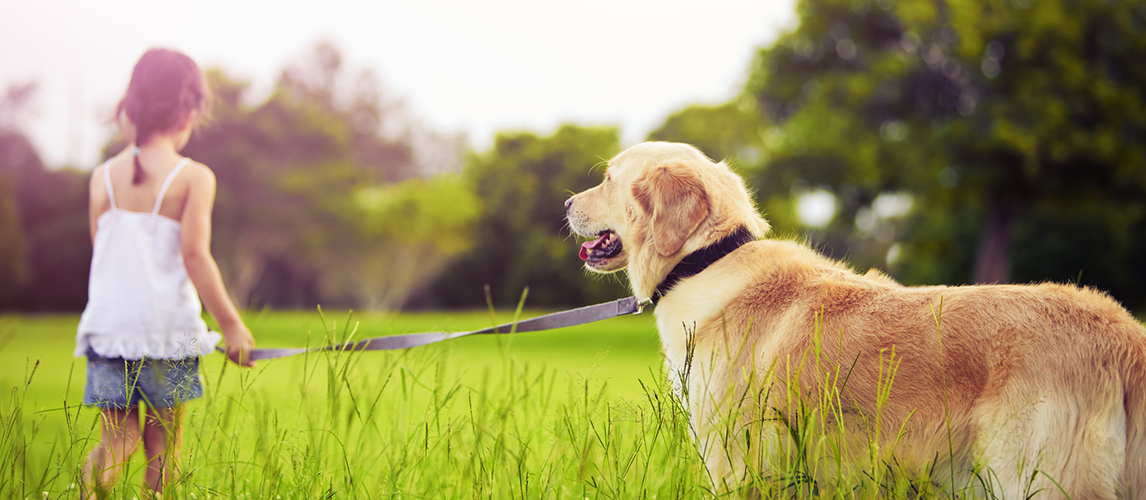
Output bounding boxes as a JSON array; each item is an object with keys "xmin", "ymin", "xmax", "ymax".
[
  {"xmin": 113, "ymin": 42, "xmax": 474, "ymax": 311},
  {"xmin": 322, "ymin": 175, "xmax": 480, "ymax": 310},
  {"xmin": 741, "ymin": 0, "xmax": 1146, "ymax": 311},
  {"xmin": 2, "ymin": 43, "xmax": 475, "ymax": 312},
  {"xmin": 428, "ymin": 125, "xmax": 629, "ymax": 308},
  {"xmin": 0, "ymin": 154, "xmax": 28, "ymax": 306},
  {"xmin": 0, "ymin": 83, "xmax": 90, "ymax": 311},
  {"xmin": 0, "ymin": 84, "xmax": 38, "ymax": 304},
  {"xmin": 181, "ymin": 57, "xmax": 476, "ymax": 310},
  {"xmin": 647, "ymin": 101, "xmax": 765, "ymax": 164},
  {"xmin": 277, "ymin": 40, "xmax": 417, "ymax": 182},
  {"xmin": 179, "ymin": 68, "xmax": 361, "ymax": 308}
]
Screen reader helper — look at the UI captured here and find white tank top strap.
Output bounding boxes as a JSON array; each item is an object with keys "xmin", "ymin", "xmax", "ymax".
[
  {"xmin": 102, "ymin": 159, "xmax": 117, "ymax": 210},
  {"xmin": 151, "ymin": 158, "xmax": 192, "ymax": 215}
]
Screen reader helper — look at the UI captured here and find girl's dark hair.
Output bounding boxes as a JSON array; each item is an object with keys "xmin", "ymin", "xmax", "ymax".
[{"xmin": 115, "ymin": 48, "xmax": 211, "ymax": 185}]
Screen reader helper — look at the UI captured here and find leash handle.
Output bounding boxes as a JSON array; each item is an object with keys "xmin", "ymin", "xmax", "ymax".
[{"xmin": 216, "ymin": 296, "xmax": 643, "ymax": 361}]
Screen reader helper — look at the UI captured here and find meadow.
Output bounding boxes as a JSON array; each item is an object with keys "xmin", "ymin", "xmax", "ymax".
[{"xmin": 1, "ymin": 307, "xmax": 718, "ymax": 500}]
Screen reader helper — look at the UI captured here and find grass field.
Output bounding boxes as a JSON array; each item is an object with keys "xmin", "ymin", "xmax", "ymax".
[{"xmin": 1, "ymin": 307, "xmax": 717, "ymax": 499}]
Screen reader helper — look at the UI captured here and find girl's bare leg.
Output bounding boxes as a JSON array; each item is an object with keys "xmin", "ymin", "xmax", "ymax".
[
  {"xmin": 83, "ymin": 407, "xmax": 141, "ymax": 498},
  {"xmin": 142, "ymin": 404, "xmax": 182, "ymax": 493}
]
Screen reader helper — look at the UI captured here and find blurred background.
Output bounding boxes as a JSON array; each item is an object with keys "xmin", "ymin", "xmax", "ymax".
[{"xmin": 1, "ymin": 0, "xmax": 1144, "ymax": 315}]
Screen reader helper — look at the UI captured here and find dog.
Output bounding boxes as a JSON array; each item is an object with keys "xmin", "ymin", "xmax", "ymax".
[{"xmin": 565, "ymin": 141, "xmax": 1146, "ymax": 498}]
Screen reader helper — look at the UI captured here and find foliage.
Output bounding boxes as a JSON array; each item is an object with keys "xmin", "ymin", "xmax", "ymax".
[
  {"xmin": 0, "ymin": 174, "xmax": 27, "ymax": 300},
  {"xmin": 739, "ymin": 0, "xmax": 1146, "ymax": 310},
  {"xmin": 276, "ymin": 40, "xmax": 418, "ymax": 183},
  {"xmin": 0, "ymin": 84, "xmax": 91, "ymax": 311},
  {"xmin": 647, "ymin": 101, "xmax": 765, "ymax": 165},
  {"xmin": 10, "ymin": 164, "xmax": 90, "ymax": 311},
  {"xmin": 0, "ymin": 311, "xmax": 712, "ymax": 499},
  {"xmin": 185, "ymin": 60, "xmax": 475, "ymax": 310},
  {"xmin": 318, "ymin": 175, "xmax": 481, "ymax": 310},
  {"xmin": 428, "ymin": 125, "xmax": 630, "ymax": 308}
]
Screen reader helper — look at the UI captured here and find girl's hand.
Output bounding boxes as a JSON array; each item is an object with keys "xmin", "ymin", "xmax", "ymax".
[{"xmin": 222, "ymin": 324, "xmax": 256, "ymax": 367}]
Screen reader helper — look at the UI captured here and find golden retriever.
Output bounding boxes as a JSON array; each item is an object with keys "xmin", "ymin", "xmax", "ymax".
[{"xmin": 565, "ymin": 141, "xmax": 1146, "ymax": 498}]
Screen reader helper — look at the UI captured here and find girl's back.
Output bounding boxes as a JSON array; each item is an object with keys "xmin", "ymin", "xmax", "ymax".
[
  {"xmin": 77, "ymin": 153, "xmax": 219, "ymax": 360},
  {"xmin": 94, "ymin": 154, "xmax": 194, "ymax": 221}
]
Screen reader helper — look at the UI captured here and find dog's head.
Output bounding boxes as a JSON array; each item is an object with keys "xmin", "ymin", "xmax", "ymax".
[{"xmin": 565, "ymin": 141, "xmax": 770, "ymax": 301}]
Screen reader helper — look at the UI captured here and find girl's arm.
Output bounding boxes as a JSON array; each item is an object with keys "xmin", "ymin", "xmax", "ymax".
[
  {"xmin": 88, "ymin": 165, "xmax": 109, "ymax": 244},
  {"xmin": 180, "ymin": 163, "xmax": 256, "ymax": 367}
]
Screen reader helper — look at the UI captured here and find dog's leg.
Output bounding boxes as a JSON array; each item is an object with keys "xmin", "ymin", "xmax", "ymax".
[{"xmin": 974, "ymin": 382, "xmax": 1124, "ymax": 500}]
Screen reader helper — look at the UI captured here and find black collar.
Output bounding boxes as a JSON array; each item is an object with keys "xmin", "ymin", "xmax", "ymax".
[{"xmin": 650, "ymin": 226, "xmax": 755, "ymax": 305}]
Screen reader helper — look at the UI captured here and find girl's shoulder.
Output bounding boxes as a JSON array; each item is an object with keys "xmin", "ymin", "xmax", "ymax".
[
  {"xmin": 178, "ymin": 159, "xmax": 217, "ymax": 191},
  {"xmin": 88, "ymin": 153, "xmax": 131, "ymax": 186},
  {"xmin": 88, "ymin": 156, "xmax": 120, "ymax": 197},
  {"xmin": 90, "ymin": 155, "xmax": 121, "ymax": 177}
]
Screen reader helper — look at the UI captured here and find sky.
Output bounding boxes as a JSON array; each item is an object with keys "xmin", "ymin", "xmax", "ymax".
[{"xmin": 0, "ymin": 0, "xmax": 796, "ymax": 169}]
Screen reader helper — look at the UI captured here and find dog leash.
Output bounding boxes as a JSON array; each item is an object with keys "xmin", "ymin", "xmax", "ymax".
[{"xmin": 216, "ymin": 296, "xmax": 650, "ymax": 361}]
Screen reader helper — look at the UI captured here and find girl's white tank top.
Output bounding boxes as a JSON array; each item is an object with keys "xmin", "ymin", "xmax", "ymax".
[{"xmin": 75, "ymin": 158, "xmax": 221, "ymax": 360}]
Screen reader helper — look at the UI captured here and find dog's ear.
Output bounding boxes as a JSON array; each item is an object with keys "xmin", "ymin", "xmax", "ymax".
[{"xmin": 632, "ymin": 163, "xmax": 709, "ymax": 256}]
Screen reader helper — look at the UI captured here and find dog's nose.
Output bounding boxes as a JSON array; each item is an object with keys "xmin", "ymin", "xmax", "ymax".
[{"xmin": 564, "ymin": 197, "xmax": 573, "ymax": 211}]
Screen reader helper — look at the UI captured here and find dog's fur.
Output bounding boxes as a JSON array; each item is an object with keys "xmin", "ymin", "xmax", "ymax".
[{"xmin": 566, "ymin": 142, "xmax": 1146, "ymax": 498}]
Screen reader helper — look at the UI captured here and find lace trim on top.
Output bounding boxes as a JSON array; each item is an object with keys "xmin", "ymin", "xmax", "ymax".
[{"xmin": 76, "ymin": 330, "xmax": 222, "ymax": 360}]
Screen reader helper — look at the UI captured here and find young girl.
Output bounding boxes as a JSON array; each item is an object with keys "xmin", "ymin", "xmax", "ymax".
[{"xmin": 76, "ymin": 48, "xmax": 256, "ymax": 496}]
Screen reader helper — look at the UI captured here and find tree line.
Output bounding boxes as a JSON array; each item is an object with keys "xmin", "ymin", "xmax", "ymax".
[
  {"xmin": 2, "ymin": 0, "xmax": 1144, "ymax": 314},
  {"xmin": 649, "ymin": 0, "xmax": 1146, "ymax": 313}
]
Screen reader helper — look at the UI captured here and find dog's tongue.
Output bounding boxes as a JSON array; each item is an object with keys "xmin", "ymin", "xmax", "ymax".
[{"xmin": 579, "ymin": 233, "xmax": 610, "ymax": 260}]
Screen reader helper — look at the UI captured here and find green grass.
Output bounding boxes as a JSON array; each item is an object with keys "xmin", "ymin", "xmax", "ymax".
[{"xmin": 1, "ymin": 309, "xmax": 714, "ymax": 499}]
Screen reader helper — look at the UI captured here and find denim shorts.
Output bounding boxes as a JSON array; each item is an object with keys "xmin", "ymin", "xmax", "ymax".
[{"xmin": 83, "ymin": 347, "xmax": 205, "ymax": 410}]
